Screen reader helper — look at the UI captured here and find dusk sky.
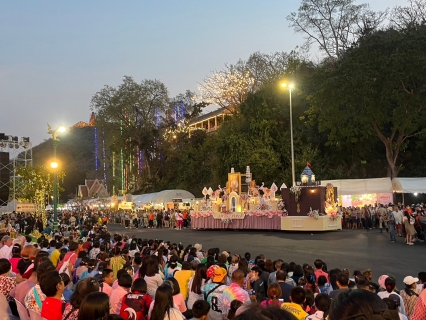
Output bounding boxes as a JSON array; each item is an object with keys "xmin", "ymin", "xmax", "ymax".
[{"xmin": 1, "ymin": 0, "xmax": 403, "ymax": 146}]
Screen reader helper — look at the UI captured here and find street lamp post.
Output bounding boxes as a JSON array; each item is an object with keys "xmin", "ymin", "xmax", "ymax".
[
  {"xmin": 47, "ymin": 124, "xmax": 66, "ymax": 232},
  {"xmin": 281, "ymin": 83, "xmax": 295, "ymax": 187}
]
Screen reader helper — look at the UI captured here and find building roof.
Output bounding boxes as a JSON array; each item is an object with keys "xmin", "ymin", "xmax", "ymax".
[
  {"xmin": 188, "ymin": 107, "xmax": 230, "ymax": 125},
  {"xmin": 133, "ymin": 189, "xmax": 195, "ymax": 204}
]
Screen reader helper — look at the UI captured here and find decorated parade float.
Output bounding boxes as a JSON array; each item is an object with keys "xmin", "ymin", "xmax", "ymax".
[{"xmin": 191, "ymin": 166, "xmax": 342, "ymax": 231}]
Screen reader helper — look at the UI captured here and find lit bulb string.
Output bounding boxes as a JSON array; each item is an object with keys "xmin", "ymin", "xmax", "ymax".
[
  {"xmin": 94, "ymin": 127, "xmax": 99, "ymax": 171},
  {"xmin": 102, "ymin": 131, "xmax": 106, "ymax": 183},
  {"xmin": 120, "ymin": 120, "xmax": 124, "ymax": 192}
]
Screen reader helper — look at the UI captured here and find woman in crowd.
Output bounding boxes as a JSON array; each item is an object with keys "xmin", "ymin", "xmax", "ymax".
[
  {"xmin": 166, "ymin": 278, "xmax": 188, "ymax": 315},
  {"xmin": 77, "ymin": 291, "xmax": 110, "ymax": 320},
  {"xmin": 17, "ymin": 244, "xmax": 35, "ymax": 277},
  {"xmin": 144, "ymin": 259, "xmax": 164, "ymax": 298},
  {"xmin": 9, "ymin": 244, "xmax": 21, "ymax": 274},
  {"xmin": 403, "ymin": 211, "xmax": 416, "ymax": 245},
  {"xmin": 110, "ymin": 273, "xmax": 132, "ymax": 314},
  {"xmin": 328, "ymin": 290, "xmax": 399, "ymax": 320},
  {"xmin": 260, "ymin": 283, "xmax": 282, "ymax": 307},
  {"xmin": 110, "ymin": 246, "xmax": 127, "ymax": 280},
  {"xmin": 0, "ymin": 258, "xmax": 17, "ymax": 299},
  {"xmin": 150, "ymin": 284, "xmax": 185, "ymax": 320},
  {"xmin": 227, "ymin": 255, "xmax": 240, "ymax": 277},
  {"xmin": 164, "ymin": 255, "xmax": 181, "ymax": 279},
  {"xmin": 306, "ymin": 293, "xmax": 331, "ymax": 320},
  {"xmin": 187, "ymin": 264, "xmax": 207, "ymax": 309},
  {"xmin": 377, "ymin": 277, "xmax": 406, "ymax": 315},
  {"xmin": 62, "ymin": 277, "xmax": 100, "ymax": 320},
  {"xmin": 56, "ymin": 242, "xmax": 78, "ymax": 273},
  {"xmin": 291, "ymin": 265, "xmax": 304, "ymax": 285},
  {"xmin": 119, "ymin": 278, "xmax": 152, "ymax": 320},
  {"xmin": 399, "ymin": 276, "xmax": 421, "ymax": 318}
]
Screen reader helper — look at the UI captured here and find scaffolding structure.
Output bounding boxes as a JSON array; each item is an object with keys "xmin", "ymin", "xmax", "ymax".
[{"xmin": 0, "ymin": 135, "xmax": 33, "ymax": 209}]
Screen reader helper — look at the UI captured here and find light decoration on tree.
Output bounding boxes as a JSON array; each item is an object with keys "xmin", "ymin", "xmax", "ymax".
[{"xmin": 198, "ymin": 66, "xmax": 255, "ymax": 112}]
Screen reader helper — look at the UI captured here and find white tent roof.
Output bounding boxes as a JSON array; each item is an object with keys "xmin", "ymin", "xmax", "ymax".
[
  {"xmin": 321, "ymin": 178, "xmax": 393, "ymax": 195},
  {"xmin": 392, "ymin": 178, "xmax": 426, "ymax": 193},
  {"xmin": 133, "ymin": 189, "xmax": 195, "ymax": 204}
]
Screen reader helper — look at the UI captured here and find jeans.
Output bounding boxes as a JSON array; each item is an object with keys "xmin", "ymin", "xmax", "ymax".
[{"xmin": 389, "ymin": 223, "xmax": 396, "ymax": 241}]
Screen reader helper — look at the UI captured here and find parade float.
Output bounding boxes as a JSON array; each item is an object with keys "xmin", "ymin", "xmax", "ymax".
[{"xmin": 191, "ymin": 166, "xmax": 342, "ymax": 231}]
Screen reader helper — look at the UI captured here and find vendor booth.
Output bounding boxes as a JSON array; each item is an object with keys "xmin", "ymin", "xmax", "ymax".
[
  {"xmin": 321, "ymin": 178, "xmax": 393, "ymax": 207},
  {"xmin": 392, "ymin": 177, "xmax": 426, "ymax": 194},
  {"xmin": 133, "ymin": 190, "xmax": 195, "ymax": 210}
]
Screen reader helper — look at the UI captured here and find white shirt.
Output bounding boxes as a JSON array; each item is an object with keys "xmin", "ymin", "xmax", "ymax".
[
  {"xmin": 0, "ymin": 244, "xmax": 12, "ymax": 259},
  {"xmin": 377, "ymin": 291, "xmax": 406, "ymax": 315},
  {"xmin": 306, "ymin": 311, "xmax": 325, "ymax": 320},
  {"xmin": 393, "ymin": 210, "xmax": 403, "ymax": 224}
]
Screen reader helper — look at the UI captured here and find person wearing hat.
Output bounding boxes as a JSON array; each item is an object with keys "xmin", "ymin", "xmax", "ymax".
[
  {"xmin": 194, "ymin": 243, "xmax": 204, "ymax": 261},
  {"xmin": 400, "ymin": 276, "xmax": 421, "ymax": 318},
  {"xmin": 202, "ymin": 265, "xmax": 228, "ymax": 320},
  {"xmin": 382, "ymin": 293, "xmax": 408, "ymax": 320}
]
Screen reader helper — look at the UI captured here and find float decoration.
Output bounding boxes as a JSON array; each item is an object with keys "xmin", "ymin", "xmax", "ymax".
[
  {"xmin": 307, "ymin": 207, "xmax": 320, "ymax": 220},
  {"xmin": 290, "ymin": 186, "xmax": 302, "ymax": 202}
]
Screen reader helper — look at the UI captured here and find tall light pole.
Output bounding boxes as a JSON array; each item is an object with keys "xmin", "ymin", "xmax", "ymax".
[
  {"xmin": 281, "ymin": 83, "xmax": 295, "ymax": 187},
  {"xmin": 47, "ymin": 124, "xmax": 66, "ymax": 232}
]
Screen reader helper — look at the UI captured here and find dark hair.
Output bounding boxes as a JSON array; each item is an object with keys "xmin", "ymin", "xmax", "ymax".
[
  {"xmin": 145, "ymin": 259, "xmax": 159, "ymax": 277},
  {"xmin": 315, "ymin": 293, "xmax": 331, "ymax": 318},
  {"xmin": 132, "ymin": 278, "xmax": 147, "ymax": 293},
  {"xmin": 39, "ymin": 270, "xmax": 62, "ymax": 297},
  {"xmin": 0, "ymin": 258, "xmax": 11, "ymax": 274},
  {"xmin": 118, "ymin": 273, "xmax": 132, "ymax": 288},
  {"xmin": 70, "ymin": 277, "xmax": 100, "ymax": 309},
  {"xmin": 314, "ymin": 259, "xmax": 323, "ymax": 269},
  {"xmin": 168, "ymin": 277, "xmax": 181, "ymax": 295},
  {"xmin": 234, "ymin": 305, "xmax": 298, "ymax": 320},
  {"xmin": 181, "ymin": 261, "xmax": 191, "ymax": 271},
  {"xmin": 35, "ymin": 260, "xmax": 55, "ymax": 278},
  {"xmin": 318, "ymin": 275, "xmax": 327, "ymax": 287},
  {"xmin": 238, "ymin": 258, "xmax": 249, "ymax": 276},
  {"xmin": 192, "ymin": 300, "xmax": 210, "ymax": 318},
  {"xmin": 77, "ymin": 292, "xmax": 109, "ymax": 320},
  {"xmin": 385, "ymin": 277, "xmax": 396, "ymax": 293},
  {"xmin": 12, "ymin": 245, "xmax": 21, "ymax": 257},
  {"xmin": 150, "ymin": 285, "xmax": 173, "ymax": 320},
  {"xmin": 69, "ymin": 241, "xmax": 79, "ymax": 251},
  {"xmin": 276, "ymin": 270, "xmax": 287, "ymax": 281},
  {"xmin": 60, "ymin": 272, "xmax": 71, "ymax": 286},
  {"xmin": 251, "ymin": 266, "xmax": 262, "ymax": 276},
  {"xmin": 337, "ymin": 273, "xmax": 349, "ymax": 286},
  {"xmin": 328, "ymin": 290, "xmax": 391, "ymax": 320},
  {"xmin": 290, "ymin": 287, "xmax": 306, "ymax": 305},
  {"xmin": 293, "ymin": 264, "xmax": 304, "ymax": 277},
  {"xmin": 228, "ymin": 300, "xmax": 243, "ymax": 319},
  {"xmin": 191, "ymin": 264, "xmax": 207, "ymax": 295},
  {"xmin": 304, "ymin": 289, "xmax": 314, "ymax": 310}
]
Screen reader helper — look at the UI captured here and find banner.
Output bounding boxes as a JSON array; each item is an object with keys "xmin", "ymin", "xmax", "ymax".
[{"xmin": 16, "ymin": 204, "xmax": 36, "ymax": 212}]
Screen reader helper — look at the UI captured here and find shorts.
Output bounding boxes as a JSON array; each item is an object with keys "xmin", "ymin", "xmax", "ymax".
[{"xmin": 177, "ymin": 220, "xmax": 183, "ymax": 227}]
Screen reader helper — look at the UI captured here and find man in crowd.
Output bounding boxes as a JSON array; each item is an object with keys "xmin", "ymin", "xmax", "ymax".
[
  {"xmin": 222, "ymin": 269, "xmax": 250, "ymax": 317},
  {"xmin": 277, "ymin": 270, "xmax": 293, "ymax": 302},
  {"xmin": 281, "ymin": 287, "xmax": 308, "ymax": 320},
  {"xmin": 329, "ymin": 273, "xmax": 350, "ymax": 299}
]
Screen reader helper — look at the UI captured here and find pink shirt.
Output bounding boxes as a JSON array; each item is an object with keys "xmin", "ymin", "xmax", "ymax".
[
  {"xmin": 10, "ymin": 257, "xmax": 21, "ymax": 274},
  {"xmin": 100, "ymin": 283, "xmax": 113, "ymax": 297},
  {"xmin": 173, "ymin": 293, "xmax": 187, "ymax": 313},
  {"xmin": 110, "ymin": 286, "xmax": 129, "ymax": 314}
]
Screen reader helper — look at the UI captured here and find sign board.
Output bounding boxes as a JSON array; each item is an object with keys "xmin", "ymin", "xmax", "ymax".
[
  {"xmin": 16, "ymin": 204, "xmax": 36, "ymax": 212},
  {"xmin": 212, "ymin": 212, "xmax": 245, "ymax": 220}
]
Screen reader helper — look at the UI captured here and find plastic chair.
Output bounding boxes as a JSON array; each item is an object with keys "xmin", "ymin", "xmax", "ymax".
[
  {"xmin": 15, "ymin": 299, "xmax": 30, "ymax": 320},
  {"xmin": 28, "ymin": 309, "xmax": 43, "ymax": 320}
]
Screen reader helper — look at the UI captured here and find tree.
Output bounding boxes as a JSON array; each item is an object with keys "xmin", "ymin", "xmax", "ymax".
[
  {"xmin": 390, "ymin": 0, "xmax": 426, "ymax": 29},
  {"xmin": 198, "ymin": 61, "xmax": 255, "ymax": 113},
  {"xmin": 287, "ymin": 0, "xmax": 386, "ymax": 59},
  {"xmin": 91, "ymin": 76, "xmax": 169, "ymax": 192},
  {"xmin": 307, "ymin": 26, "xmax": 426, "ymax": 178},
  {"xmin": 15, "ymin": 165, "xmax": 65, "ymax": 226}
]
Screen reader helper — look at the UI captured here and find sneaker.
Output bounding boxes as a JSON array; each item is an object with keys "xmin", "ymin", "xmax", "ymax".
[{"xmin": 390, "ymin": 240, "xmax": 396, "ymax": 242}]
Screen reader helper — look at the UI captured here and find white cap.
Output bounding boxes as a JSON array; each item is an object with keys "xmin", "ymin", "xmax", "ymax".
[{"xmin": 403, "ymin": 276, "xmax": 419, "ymax": 285}]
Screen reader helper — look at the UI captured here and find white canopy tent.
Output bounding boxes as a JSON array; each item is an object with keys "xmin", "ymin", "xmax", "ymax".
[
  {"xmin": 133, "ymin": 189, "xmax": 195, "ymax": 205},
  {"xmin": 321, "ymin": 178, "xmax": 393, "ymax": 195},
  {"xmin": 392, "ymin": 178, "xmax": 426, "ymax": 194}
]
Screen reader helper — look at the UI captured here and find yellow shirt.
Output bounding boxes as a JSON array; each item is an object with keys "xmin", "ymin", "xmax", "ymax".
[
  {"xmin": 281, "ymin": 302, "xmax": 308, "ymax": 320},
  {"xmin": 174, "ymin": 269, "xmax": 195, "ymax": 300},
  {"xmin": 50, "ymin": 249, "xmax": 60, "ymax": 267}
]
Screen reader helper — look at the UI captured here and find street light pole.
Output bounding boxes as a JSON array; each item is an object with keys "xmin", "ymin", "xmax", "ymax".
[
  {"xmin": 289, "ymin": 86, "xmax": 295, "ymax": 187},
  {"xmin": 52, "ymin": 140, "xmax": 58, "ymax": 232},
  {"xmin": 282, "ymin": 83, "xmax": 296, "ymax": 187},
  {"xmin": 47, "ymin": 124, "xmax": 66, "ymax": 232}
]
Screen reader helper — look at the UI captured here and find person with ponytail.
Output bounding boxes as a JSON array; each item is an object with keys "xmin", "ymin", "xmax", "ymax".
[
  {"xmin": 260, "ymin": 283, "xmax": 282, "ymax": 307},
  {"xmin": 400, "ymin": 276, "xmax": 421, "ymax": 318},
  {"xmin": 377, "ymin": 277, "xmax": 406, "ymax": 315},
  {"xmin": 306, "ymin": 293, "xmax": 331, "ymax": 320},
  {"xmin": 164, "ymin": 255, "xmax": 181, "ymax": 279}
]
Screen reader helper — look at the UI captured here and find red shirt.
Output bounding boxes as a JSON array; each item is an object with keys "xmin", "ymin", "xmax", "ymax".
[
  {"xmin": 119, "ymin": 291, "xmax": 153, "ymax": 320},
  {"xmin": 41, "ymin": 297, "xmax": 65, "ymax": 320},
  {"xmin": 315, "ymin": 269, "xmax": 329, "ymax": 283}
]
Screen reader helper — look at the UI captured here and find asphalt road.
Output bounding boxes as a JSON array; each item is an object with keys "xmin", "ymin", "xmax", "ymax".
[{"xmin": 106, "ymin": 224, "xmax": 425, "ymax": 287}]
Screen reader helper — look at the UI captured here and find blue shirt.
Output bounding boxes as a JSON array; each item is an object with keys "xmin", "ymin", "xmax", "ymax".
[{"xmin": 63, "ymin": 288, "xmax": 73, "ymax": 303}]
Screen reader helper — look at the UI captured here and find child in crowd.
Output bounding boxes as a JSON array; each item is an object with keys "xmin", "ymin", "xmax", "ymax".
[
  {"xmin": 120, "ymin": 278, "xmax": 152, "ymax": 320},
  {"xmin": 190, "ymin": 300, "xmax": 210, "ymax": 320}
]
